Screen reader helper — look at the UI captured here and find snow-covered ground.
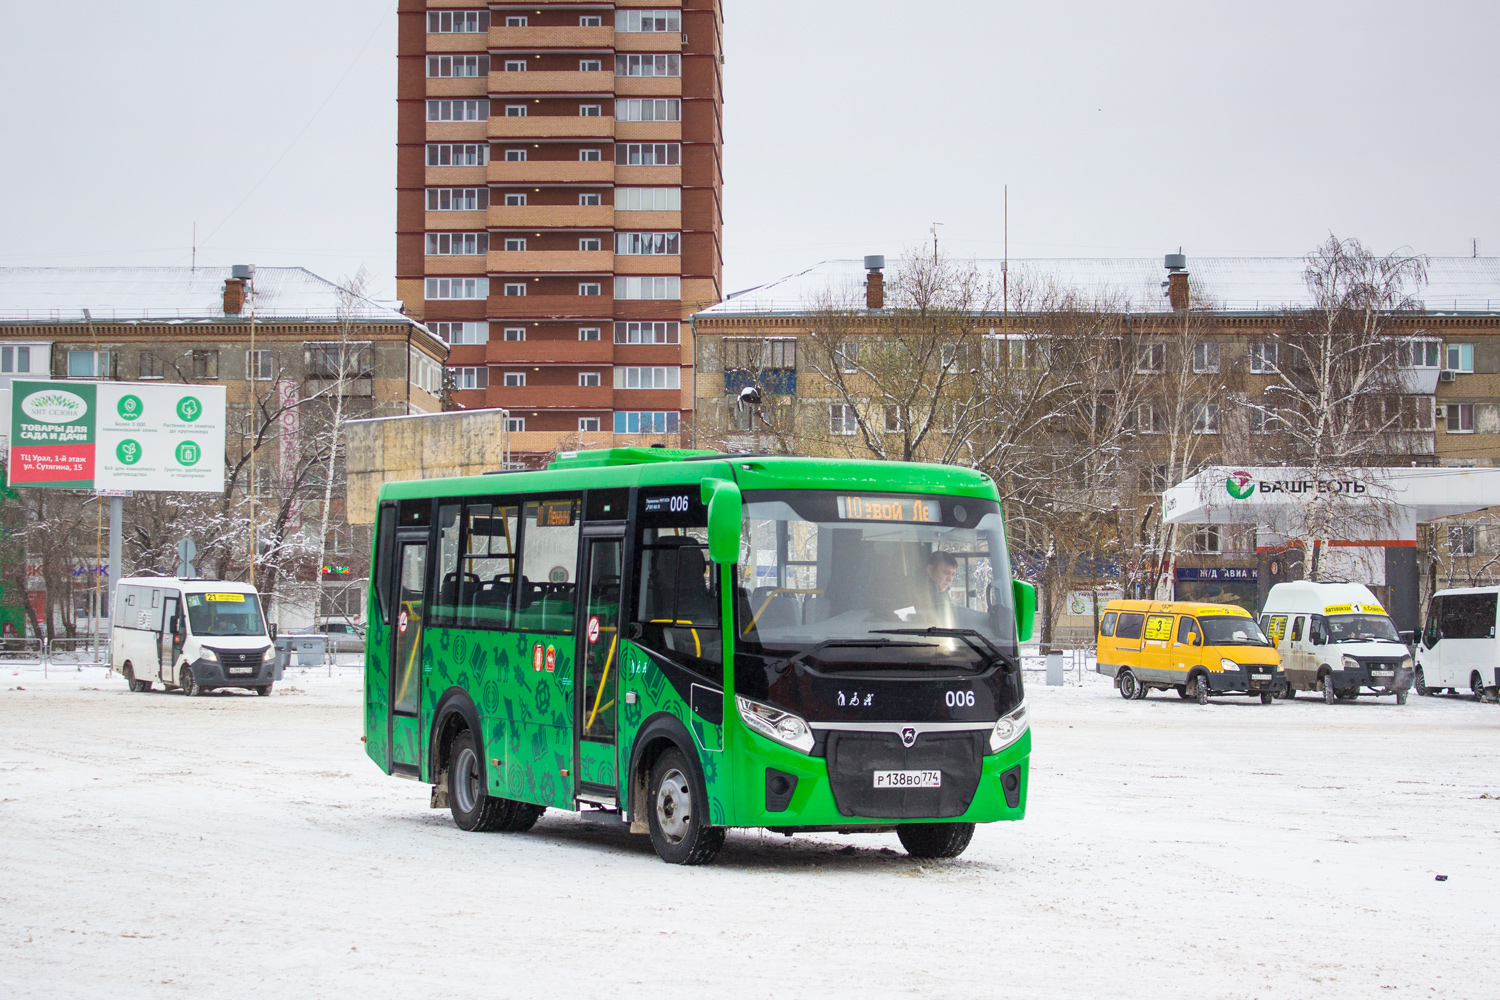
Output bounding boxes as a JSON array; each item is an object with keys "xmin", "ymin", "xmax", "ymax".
[{"xmin": 1, "ymin": 664, "xmax": 1496, "ymax": 999}]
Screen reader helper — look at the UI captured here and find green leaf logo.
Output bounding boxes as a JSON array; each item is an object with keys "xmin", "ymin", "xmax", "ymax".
[
  {"xmin": 176, "ymin": 396, "xmax": 202, "ymax": 422},
  {"xmin": 117, "ymin": 394, "xmax": 143, "ymax": 421},
  {"xmin": 116, "ymin": 439, "xmax": 143, "ymax": 465},
  {"xmin": 1225, "ymin": 470, "xmax": 1256, "ymax": 500}
]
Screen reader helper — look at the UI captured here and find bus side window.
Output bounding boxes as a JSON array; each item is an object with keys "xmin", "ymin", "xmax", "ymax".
[
  {"xmin": 432, "ymin": 503, "xmax": 462, "ymax": 626},
  {"xmin": 375, "ymin": 504, "xmax": 396, "ymax": 624},
  {"xmin": 1115, "ymin": 613, "xmax": 1144, "ymax": 640},
  {"xmin": 461, "ymin": 501, "xmax": 519, "ymax": 628},
  {"xmin": 1177, "ymin": 616, "xmax": 1201, "ymax": 646},
  {"xmin": 1099, "ymin": 611, "xmax": 1117, "ymax": 637},
  {"xmin": 1290, "ymin": 616, "xmax": 1305, "ymax": 642},
  {"xmin": 518, "ymin": 497, "xmax": 580, "ymax": 633},
  {"xmin": 1423, "ymin": 599, "xmax": 1442, "ymax": 647}
]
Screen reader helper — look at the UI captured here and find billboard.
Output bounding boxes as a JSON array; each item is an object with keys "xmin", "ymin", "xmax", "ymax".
[{"xmin": 7, "ymin": 380, "xmax": 226, "ymax": 493}]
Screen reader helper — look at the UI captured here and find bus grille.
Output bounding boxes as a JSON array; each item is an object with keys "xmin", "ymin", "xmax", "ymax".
[
  {"xmin": 215, "ymin": 649, "xmax": 263, "ymax": 673},
  {"xmin": 824, "ymin": 730, "xmax": 985, "ymax": 819}
]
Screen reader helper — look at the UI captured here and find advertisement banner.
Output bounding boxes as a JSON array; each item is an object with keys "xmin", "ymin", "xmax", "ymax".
[{"xmin": 7, "ymin": 380, "xmax": 226, "ymax": 493}]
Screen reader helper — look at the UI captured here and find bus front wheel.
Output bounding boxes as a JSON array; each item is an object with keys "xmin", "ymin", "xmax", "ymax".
[
  {"xmin": 647, "ymin": 747, "xmax": 724, "ymax": 865},
  {"xmin": 897, "ymin": 822, "xmax": 975, "ymax": 859},
  {"xmin": 180, "ymin": 666, "xmax": 202, "ymax": 697}
]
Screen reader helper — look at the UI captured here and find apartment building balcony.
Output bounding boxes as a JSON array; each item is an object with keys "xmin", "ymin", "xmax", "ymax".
[
  {"xmin": 426, "ymin": 121, "xmax": 489, "ymax": 142},
  {"xmin": 488, "ymin": 115, "xmax": 616, "ymax": 139},
  {"xmin": 614, "ymin": 255, "xmax": 681, "ymax": 275},
  {"xmin": 486, "ymin": 294, "xmax": 613, "ymax": 319},
  {"xmin": 612, "ymin": 389, "xmax": 684, "ymax": 411},
  {"xmin": 488, "ymin": 70, "xmax": 615, "ymax": 94},
  {"xmin": 425, "ymin": 166, "xmax": 489, "ymax": 186},
  {"xmin": 488, "ymin": 25, "xmax": 614, "ymax": 48},
  {"xmin": 614, "ymin": 121, "xmax": 682, "ymax": 142},
  {"xmin": 486, "ymin": 339, "xmax": 616, "ymax": 366},
  {"xmin": 614, "ymin": 210, "xmax": 681, "ymax": 230},
  {"xmin": 491, "ymin": 385, "xmax": 615, "ymax": 409},
  {"xmin": 487, "ymin": 161, "xmax": 615, "ymax": 184},
  {"xmin": 615, "ymin": 77, "xmax": 683, "ymax": 97},
  {"xmin": 1398, "ymin": 368, "xmax": 1442, "ymax": 394},
  {"xmin": 613, "ymin": 165, "xmax": 681, "ymax": 185},
  {"xmin": 488, "ymin": 205, "xmax": 615, "ymax": 228},
  {"xmin": 615, "ymin": 33, "xmax": 681, "ymax": 53},
  {"xmin": 424, "ymin": 255, "xmax": 488, "ymax": 275},
  {"xmin": 425, "ymin": 211, "xmax": 487, "ymax": 230},
  {"xmin": 487, "ymin": 249, "xmax": 615, "ymax": 273},
  {"xmin": 426, "ymin": 78, "xmax": 489, "ymax": 98}
]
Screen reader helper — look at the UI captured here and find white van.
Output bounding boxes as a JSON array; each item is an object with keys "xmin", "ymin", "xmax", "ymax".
[
  {"xmin": 111, "ymin": 577, "xmax": 279, "ymax": 696},
  {"xmin": 1415, "ymin": 587, "xmax": 1498, "ymax": 699},
  {"xmin": 1259, "ymin": 581, "xmax": 1414, "ymax": 704}
]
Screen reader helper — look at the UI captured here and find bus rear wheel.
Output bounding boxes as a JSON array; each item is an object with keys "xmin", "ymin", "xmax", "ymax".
[
  {"xmin": 647, "ymin": 747, "xmax": 724, "ymax": 865},
  {"xmin": 897, "ymin": 822, "xmax": 975, "ymax": 859},
  {"xmin": 448, "ymin": 731, "xmax": 514, "ymax": 833},
  {"xmin": 1117, "ymin": 670, "xmax": 1139, "ymax": 701},
  {"xmin": 1414, "ymin": 667, "xmax": 1431, "ymax": 696},
  {"xmin": 123, "ymin": 664, "xmax": 149, "ymax": 693}
]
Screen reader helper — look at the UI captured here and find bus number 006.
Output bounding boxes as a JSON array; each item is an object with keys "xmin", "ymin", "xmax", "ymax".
[{"xmin": 945, "ymin": 690, "xmax": 975, "ymax": 708}]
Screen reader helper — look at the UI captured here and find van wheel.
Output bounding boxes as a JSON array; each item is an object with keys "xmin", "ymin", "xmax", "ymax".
[
  {"xmin": 1321, "ymin": 673, "xmax": 1337, "ymax": 704},
  {"xmin": 1396, "ymin": 690, "xmax": 1408, "ymax": 705},
  {"xmin": 1192, "ymin": 674, "xmax": 1210, "ymax": 705},
  {"xmin": 180, "ymin": 666, "xmax": 201, "ymax": 697},
  {"xmin": 1277, "ymin": 684, "xmax": 1295, "ymax": 700},
  {"xmin": 1117, "ymin": 670, "xmax": 1139, "ymax": 701},
  {"xmin": 1414, "ymin": 667, "xmax": 1431, "ymax": 696},
  {"xmin": 648, "ymin": 747, "xmax": 724, "ymax": 865},
  {"xmin": 897, "ymin": 822, "xmax": 975, "ymax": 859},
  {"xmin": 1472, "ymin": 673, "xmax": 1486, "ymax": 701},
  {"xmin": 1260, "ymin": 691, "xmax": 1274, "ymax": 705},
  {"xmin": 1134, "ymin": 682, "xmax": 1150, "ymax": 700},
  {"xmin": 256, "ymin": 684, "xmax": 273, "ymax": 697},
  {"xmin": 123, "ymin": 664, "xmax": 149, "ymax": 693},
  {"xmin": 1175, "ymin": 685, "xmax": 1189, "ymax": 700},
  {"xmin": 448, "ymin": 731, "xmax": 513, "ymax": 832}
]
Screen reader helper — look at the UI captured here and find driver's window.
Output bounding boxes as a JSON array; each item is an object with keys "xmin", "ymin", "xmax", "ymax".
[
  {"xmin": 1424, "ymin": 599, "xmax": 1443, "ymax": 646},
  {"xmin": 1176, "ymin": 616, "xmax": 1201, "ymax": 645},
  {"xmin": 1290, "ymin": 616, "xmax": 1305, "ymax": 642},
  {"xmin": 635, "ymin": 527, "xmax": 720, "ymax": 678},
  {"xmin": 1309, "ymin": 614, "xmax": 1327, "ymax": 645}
]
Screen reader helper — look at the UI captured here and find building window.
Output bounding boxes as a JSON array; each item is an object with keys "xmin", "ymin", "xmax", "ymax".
[
  {"xmin": 0, "ymin": 344, "xmax": 32, "ymax": 374},
  {"xmin": 1140, "ymin": 465, "xmax": 1169, "ymax": 494},
  {"xmin": 883, "ymin": 406, "xmax": 902, "ymax": 433},
  {"xmin": 723, "ymin": 337, "xmax": 795, "ymax": 372},
  {"xmin": 246, "ymin": 349, "xmax": 274, "ymax": 380},
  {"xmin": 579, "ymin": 104, "xmax": 602, "ymax": 117},
  {"xmin": 426, "ymin": 187, "xmax": 489, "ymax": 211},
  {"xmin": 505, "ymin": 417, "xmax": 526, "ymax": 432},
  {"xmin": 614, "ymin": 411, "xmax": 680, "ymax": 434},
  {"xmin": 427, "ymin": 55, "xmax": 490, "ymax": 78},
  {"xmin": 579, "ymin": 59, "xmax": 602, "ymax": 72},
  {"xmin": 614, "ymin": 321, "xmax": 679, "ymax": 345},
  {"xmin": 615, "ymin": 232, "xmax": 680, "ymax": 255},
  {"xmin": 579, "ymin": 192, "xmax": 602, "ymax": 206},
  {"xmin": 615, "ymin": 366, "xmax": 680, "ymax": 390},
  {"xmin": 428, "ymin": 11, "xmax": 489, "ymax": 33},
  {"xmin": 501, "ymin": 193, "xmax": 526, "ymax": 207},
  {"xmin": 615, "ymin": 98, "xmax": 681, "ymax": 122},
  {"xmin": 66, "ymin": 350, "xmax": 110, "ymax": 378},
  {"xmin": 426, "ymin": 143, "xmax": 487, "ymax": 166},
  {"xmin": 1446, "ymin": 343, "xmax": 1474, "ymax": 373},
  {"xmin": 579, "ymin": 15, "xmax": 602, "ymax": 28},
  {"xmin": 578, "ymin": 416, "xmax": 600, "ymax": 431},
  {"xmin": 835, "ymin": 342, "xmax": 858, "ymax": 373},
  {"xmin": 306, "ymin": 343, "xmax": 373, "ymax": 378},
  {"xmin": 616, "ymin": 9, "xmax": 681, "ymax": 32},
  {"xmin": 503, "ymin": 282, "xmax": 527, "ymax": 296},
  {"xmin": 616, "ymin": 54, "xmax": 681, "ymax": 77},
  {"xmin": 425, "ymin": 277, "xmax": 489, "ymax": 300},
  {"xmin": 1132, "ymin": 402, "xmax": 1164, "ymax": 434},
  {"xmin": 1136, "ymin": 342, "xmax": 1165, "ymax": 373},
  {"xmin": 579, "ymin": 238, "xmax": 602, "ymax": 251},
  {"xmin": 190, "ymin": 350, "xmax": 219, "ymax": 380},
  {"xmin": 427, "ymin": 99, "xmax": 489, "ymax": 122},
  {"xmin": 579, "ymin": 327, "xmax": 601, "ymax": 341},
  {"xmin": 579, "ymin": 372, "xmax": 601, "ymax": 387},
  {"xmin": 503, "ymin": 327, "xmax": 526, "ymax": 342},
  {"xmin": 502, "ymin": 237, "xmax": 527, "ymax": 252},
  {"xmin": 503, "ymin": 59, "xmax": 526, "ymax": 73},
  {"xmin": 410, "ymin": 351, "xmax": 442, "ymax": 396},
  {"xmin": 504, "ymin": 149, "xmax": 527, "ymax": 162},
  {"xmin": 1446, "ymin": 403, "xmax": 1475, "ymax": 433},
  {"xmin": 579, "ymin": 148, "xmax": 602, "ymax": 162},
  {"xmin": 1192, "ymin": 342, "xmax": 1220, "ymax": 374},
  {"xmin": 426, "ymin": 232, "xmax": 489, "ymax": 255},
  {"xmin": 616, "ymin": 143, "xmax": 680, "ymax": 166},
  {"xmin": 1449, "ymin": 525, "xmax": 1479, "ymax": 556},
  {"xmin": 615, "ymin": 187, "xmax": 682, "ymax": 211},
  {"xmin": 504, "ymin": 15, "xmax": 527, "ymax": 27},
  {"xmin": 614, "ymin": 276, "xmax": 679, "ymax": 300},
  {"xmin": 830, "ymin": 404, "xmax": 858, "ymax": 436},
  {"xmin": 1248, "ymin": 406, "xmax": 1280, "ymax": 434},
  {"xmin": 503, "ymin": 372, "xmax": 526, "ymax": 387},
  {"xmin": 1191, "ymin": 401, "xmax": 1219, "ymax": 434},
  {"xmin": 1249, "ymin": 341, "xmax": 1279, "ymax": 373},
  {"xmin": 139, "ymin": 351, "xmax": 164, "ymax": 379},
  {"xmin": 448, "ymin": 366, "xmax": 489, "ymax": 390},
  {"xmin": 504, "ymin": 105, "xmax": 527, "ymax": 118},
  {"xmin": 433, "ymin": 322, "xmax": 489, "ymax": 345},
  {"xmin": 579, "ymin": 282, "xmax": 603, "ymax": 296},
  {"xmin": 1401, "ymin": 340, "xmax": 1440, "ymax": 368},
  {"xmin": 1192, "ymin": 525, "xmax": 1222, "ymax": 554}
]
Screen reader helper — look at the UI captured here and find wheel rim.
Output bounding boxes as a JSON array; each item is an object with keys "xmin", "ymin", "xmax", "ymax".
[
  {"xmin": 654, "ymin": 767, "xmax": 693, "ymax": 845},
  {"xmin": 453, "ymin": 747, "xmax": 481, "ymax": 814},
  {"xmin": 1415, "ymin": 668, "xmax": 1427, "ymax": 694},
  {"xmin": 1120, "ymin": 673, "xmax": 1136, "ymax": 699},
  {"xmin": 182, "ymin": 668, "xmax": 193, "ymax": 694}
]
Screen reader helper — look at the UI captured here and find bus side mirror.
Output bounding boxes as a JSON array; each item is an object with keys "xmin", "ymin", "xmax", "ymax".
[
  {"xmin": 701, "ymin": 477, "xmax": 742, "ymax": 565},
  {"xmin": 269, "ymin": 623, "xmax": 278, "ymax": 641},
  {"xmin": 1013, "ymin": 580, "xmax": 1036, "ymax": 643},
  {"xmin": 1190, "ymin": 634, "xmax": 1201, "ymax": 646}
]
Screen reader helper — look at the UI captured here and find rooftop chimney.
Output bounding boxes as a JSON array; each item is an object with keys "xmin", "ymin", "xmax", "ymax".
[
  {"xmin": 864, "ymin": 255, "xmax": 886, "ymax": 310},
  {"xmin": 223, "ymin": 277, "xmax": 245, "ymax": 315},
  {"xmin": 1164, "ymin": 250, "xmax": 1189, "ymax": 311}
]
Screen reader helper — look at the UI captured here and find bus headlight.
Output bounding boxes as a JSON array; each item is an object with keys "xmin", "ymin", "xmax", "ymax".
[
  {"xmin": 1342, "ymin": 655, "xmax": 1360, "ymax": 671},
  {"xmin": 1220, "ymin": 658, "xmax": 1238, "ymax": 672},
  {"xmin": 736, "ymin": 696, "xmax": 815, "ymax": 754},
  {"xmin": 262, "ymin": 647, "xmax": 277, "ymax": 663},
  {"xmin": 200, "ymin": 649, "xmax": 218, "ymax": 662},
  {"xmin": 988, "ymin": 701, "xmax": 1029, "ymax": 754}
]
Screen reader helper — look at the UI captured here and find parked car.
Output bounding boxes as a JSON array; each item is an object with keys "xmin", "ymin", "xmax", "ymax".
[{"xmin": 315, "ymin": 621, "xmax": 365, "ymax": 653}]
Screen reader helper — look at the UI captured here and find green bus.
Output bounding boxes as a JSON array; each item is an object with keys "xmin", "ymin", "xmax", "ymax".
[{"xmin": 364, "ymin": 448, "xmax": 1035, "ymax": 864}]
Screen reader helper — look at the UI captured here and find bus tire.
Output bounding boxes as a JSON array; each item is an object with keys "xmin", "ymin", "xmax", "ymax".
[
  {"xmin": 123, "ymin": 663, "xmax": 148, "ymax": 693},
  {"xmin": 1472, "ymin": 672, "xmax": 1486, "ymax": 701},
  {"xmin": 1175, "ymin": 685, "xmax": 1190, "ymax": 700},
  {"xmin": 1321, "ymin": 672, "xmax": 1337, "ymax": 705},
  {"xmin": 181, "ymin": 666, "xmax": 201, "ymax": 697},
  {"xmin": 897, "ymin": 822, "xmax": 975, "ymax": 859},
  {"xmin": 647, "ymin": 747, "xmax": 724, "ymax": 865},
  {"xmin": 1117, "ymin": 670, "xmax": 1139, "ymax": 701},
  {"xmin": 1396, "ymin": 689, "xmax": 1408, "ymax": 705},
  {"xmin": 1192, "ymin": 672, "xmax": 1210, "ymax": 705},
  {"xmin": 255, "ymin": 684, "xmax": 273, "ymax": 697},
  {"xmin": 496, "ymin": 803, "xmax": 545, "ymax": 833},
  {"xmin": 448, "ymin": 731, "xmax": 512, "ymax": 833},
  {"xmin": 1260, "ymin": 691, "xmax": 1274, "ymax": 704},
  {"xmin": 1133, "ymin": 681, "xmax": 1149, "ymax": 700},
  {"xmin": 1414, "ymin": 667, "xmax": 1431, "ymax": 696}
]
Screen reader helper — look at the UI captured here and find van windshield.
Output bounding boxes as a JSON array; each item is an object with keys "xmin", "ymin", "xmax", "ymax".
[
  {"xmin": 185, "ymin": 593, "xmax": 266, "ymax": 637},
  {"xmin": 1199, "ymin": 616, "xmax": 1271, "ymax": 646},
  {"xmin": 1326, "ymin": 613, "xmax": 1401, "ymax": 643}
]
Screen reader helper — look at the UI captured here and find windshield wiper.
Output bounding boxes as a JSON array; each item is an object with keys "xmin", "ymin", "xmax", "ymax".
[
  {"xmin": 773, "ymin": 638, "xmax": 933, "ymax": 674},
  {"xmin": 870, "ymin": 627, "xmax": 1017, "ymax": 670}
]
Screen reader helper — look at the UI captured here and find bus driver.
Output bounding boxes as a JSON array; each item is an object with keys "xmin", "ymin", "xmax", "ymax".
[{"xmin": 925, "ymin": 551, "xmax": 959, "ymax": 605}]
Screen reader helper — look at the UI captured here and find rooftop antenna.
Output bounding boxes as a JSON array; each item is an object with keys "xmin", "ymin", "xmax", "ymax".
[
  {"xmin": 192, "ymin": 222, "xmax": 196, "ymax": 273},
  {"xmin": 930, "ymin": 222, "xmax": 943, "ymax": 261},
  {"xmin": 1003, "ymin": 184, "xmax": 1008, "ymax": 321}
]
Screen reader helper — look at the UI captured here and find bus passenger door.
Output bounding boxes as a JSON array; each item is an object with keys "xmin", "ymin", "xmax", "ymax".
[
  {"xmin": 159, "ymin": 595, "xmax": 179, "ymax": 683},
  {"xmin": 577, "ymin": 534, "xmax": 624, "ymax": 802},
  {"xmin": 390, "ymin": 536, "xmax": 429, "ymax": 772}
]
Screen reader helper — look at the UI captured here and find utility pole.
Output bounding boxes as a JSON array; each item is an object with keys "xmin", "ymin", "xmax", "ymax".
[
  {"xmin": 1003, "ymin": 185, "xmax": 1009, "ymax": 322},
  {"xmin": 247, "ymin": 271, "xmax": 257, "ymax": 588},
  {"xmin": 930, "ymin": 222, "xmax": 943, "ymax": 261}
]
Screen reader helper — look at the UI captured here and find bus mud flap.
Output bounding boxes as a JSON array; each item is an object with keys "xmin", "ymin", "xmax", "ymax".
[{"xmin": 430, "ymin": 772, "xmax": 449, "ymax": 809}]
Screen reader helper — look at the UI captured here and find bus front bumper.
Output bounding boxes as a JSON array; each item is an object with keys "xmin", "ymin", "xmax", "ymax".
[
  {"xmin": 1208, "ymin": 667, "xmax": 1286, "ymax": 696},
  {"xmin": 1331, "ymin": 663, "xmax": 1413, "ymax": 694},
  {"xmin": 187, "ymin": 654, "xmax": 277, "ymax": 689}
]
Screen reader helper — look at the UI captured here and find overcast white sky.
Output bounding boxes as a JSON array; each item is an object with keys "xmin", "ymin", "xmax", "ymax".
[{"xmin": 1, "ymin": 1, "xmax": 1496, "ymax": 301}]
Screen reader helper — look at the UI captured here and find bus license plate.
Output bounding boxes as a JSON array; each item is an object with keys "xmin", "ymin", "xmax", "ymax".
[
  {"xmin": 873, "ymin": 770, "xmax": 941, "ymax": 789},
  {"xmin": 1371, "ymin": 670, "xmax": 1393, "ymax": 677},
  {"xmin": 228, "ymin": 667, "xmax": 253, "ymax": 675}
]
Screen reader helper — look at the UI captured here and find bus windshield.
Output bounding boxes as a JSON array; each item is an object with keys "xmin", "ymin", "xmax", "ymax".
[
  {"xmin": 1325, "ymin": 613, "xmax": 1402, "ymax": 643},
  {"xmin": 184, "ymin": 592, "xmax": 267, "ymax": 637},
  {"xmin": 1198, "ymin": 615, "xmax": 1271, "ymax": 646},
  {"xmin": 736, "ymin": 491, "xmax": 1016, "ymax": 674}
]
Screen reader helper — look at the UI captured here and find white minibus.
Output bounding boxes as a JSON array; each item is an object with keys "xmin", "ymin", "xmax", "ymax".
[
  {"xmin": 1415, "ymin": 587, "xmax": 1498, "ymax": 699},
  {"xmin": 1259, "ymin": 581, "xmax": 1414, "ymax": 704},
  {"xmin": 111, "ymin": 577, "xmax": 279, "ymax": 696}
]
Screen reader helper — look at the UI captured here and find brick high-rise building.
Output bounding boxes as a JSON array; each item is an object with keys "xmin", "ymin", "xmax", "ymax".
[{"xmin": 397, "ymin": 1, "xmax": 723, "ymax": 464}]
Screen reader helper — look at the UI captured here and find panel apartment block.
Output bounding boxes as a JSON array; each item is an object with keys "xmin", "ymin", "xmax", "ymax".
[{"xmin": 396, "ymin": 0, "xmax": 724, "ymax": 462}]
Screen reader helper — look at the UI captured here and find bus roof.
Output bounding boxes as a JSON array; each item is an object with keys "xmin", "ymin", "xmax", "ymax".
[
  {"xmin": 1102, "ymin": 599, "xmax": 1253, "ymax": 618},
  {"xmin": 116, "ymin": 576, "xmax": 259, "ymax": 594},
  {"xmin": 376, "ymin": 449, "xmax": 1000, "ymax": 504}
]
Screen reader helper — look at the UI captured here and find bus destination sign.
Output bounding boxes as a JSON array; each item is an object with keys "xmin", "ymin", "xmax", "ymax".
[{"xmin": 836, "ymin": 495, "xmax": 939, "ymax": 523}]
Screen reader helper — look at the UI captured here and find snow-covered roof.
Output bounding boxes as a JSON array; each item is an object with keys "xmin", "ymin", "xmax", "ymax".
[
  {"xmin": 699, "ymin": 256, "xmax": 1500, "ymax": 318},
  {"xmin": 0, "ymin": 267, "xmax": 422, "ymax": 328}
]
